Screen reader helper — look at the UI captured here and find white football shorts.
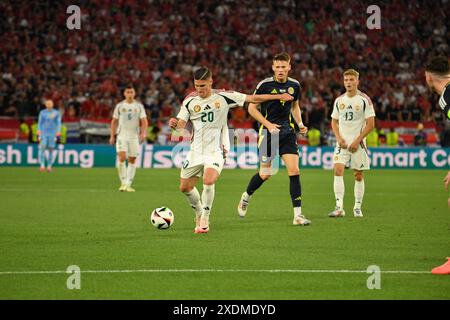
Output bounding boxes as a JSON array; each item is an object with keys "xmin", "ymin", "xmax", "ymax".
[
  {"xmin": 333, "ymin": 143, "xmax": 370, "ymax": 170},
  {"xmin": 180, "ymin": 151, "xmax": 225, "ymax": 179},
  {"xmin": 116, "ymin": 136, "xmax": 140, "ymax": 157}
]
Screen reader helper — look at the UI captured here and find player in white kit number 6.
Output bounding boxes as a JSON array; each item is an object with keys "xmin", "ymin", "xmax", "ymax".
[
  {"xmin": 110, "ymin": 86, "xmax": 148, "ymax": 192},
  {"xmin": 169, "ymin": 67, "xmax": 294, "ymax": 234}
]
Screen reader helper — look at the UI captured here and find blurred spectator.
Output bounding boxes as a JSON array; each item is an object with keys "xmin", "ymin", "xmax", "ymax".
[
  {"xmin": 366, "ymin": 128, "xmax": 379, "ymax": 147},
  {"xmin": 146, "ymin": 119, "xmax": 161, "ymax": 144},
  {"xmin": 414, "ymin": 123, "xmax": 427, "ymax": 146},
  {"xmin": 307, "ymin": 127, "xmax": 321, "ymax": 146},
  {"xmin": 386, "ymin": 128, "xmax": 399, "ymax": 147}
]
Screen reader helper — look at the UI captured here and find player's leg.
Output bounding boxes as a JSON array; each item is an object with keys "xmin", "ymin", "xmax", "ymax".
[
  {"xmin": 180, "ymin": 159, "xmax": 204, "ymax": 232},
  {"xmin": 46, "ymin": 135, "xmax": 57, "ymax": 172},
  {"xmin": 238, "ymin": 130, "xmax": 274, "ymax": 217},
  {"xmin": 353, "ymin": 170, "xmax": 364, "ymax": 217},
  {"xmin": 197, "ymin": 167, "xmax": 221, "ymax": 233},
  {"xmin": 238, "ymin": 162, "xmax": 272, "ymax": 217},
  {"xmin": 329, "ymin": 145, "xmax": 349, "ymax": 217},
  {"xmin": 116, "ymin": 137, "xmax": 128, "ymax": 191},
  {"xmin": 124, "ymin": 156, "xmax": 137, "ymax": 192},
  {"xmin": 282, "ymin": 153, "xmax": 310, "ymax": 226},
  {"xmin": 124, "ymin": 138, "xmax": 140, "ymax": 191},
  {"xmin": 350, "ymin": 146, "xmax": 370, "ymax": 217},
  {"xmin": 329, "ymin": 163, "xmax": 346, "ymax": 217},
  {"xmin": 38, "ymin": 136, "xmax": 47, "ymax": 171}
]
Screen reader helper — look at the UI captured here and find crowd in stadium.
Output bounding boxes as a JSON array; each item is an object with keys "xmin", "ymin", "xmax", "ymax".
[{"xmin": 0, "ymin": 0, "xmax": 448, "ymax": 145}]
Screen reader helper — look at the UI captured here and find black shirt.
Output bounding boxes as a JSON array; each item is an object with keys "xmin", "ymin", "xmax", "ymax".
[
  {"xmin": 254, "ymin": 76, "xmax": 301, "ymax": 134},
  {"xmin": 440, "ymin": 82, "xmax": 450, "ymax": 120}
]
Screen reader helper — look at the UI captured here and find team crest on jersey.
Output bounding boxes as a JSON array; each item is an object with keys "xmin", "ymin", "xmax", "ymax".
[
  {"xmin": 214, "ymin": 101, "xmax": 221, "ymax": 109},
  {"xmin": 355, "ymin": 105, "xmax": 361, "ymax": 112},
  {"xmin": 194, "ymin": 105, "xmax": 201, "ymax": 113},
  {"xmin": 121, "ymin": 108, "xmax": 126, "ymax": 112},
  {"xmin": 339, "ymin": 104, "xmax": 345, "ymax": 110},
  {"xmin": 288, "ymin": 87, "xmax": 294, "ymax": 94}
]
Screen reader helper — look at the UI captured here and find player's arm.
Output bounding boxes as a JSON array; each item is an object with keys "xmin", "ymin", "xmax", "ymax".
[
  {"xmin": 331, "ymin": 118, "xmax": 347, "ymax": 149},
  {"xmin": 247, "ymin": 103, "xmax": 280, "ymax": 133},
  {"xmin": 348, "ymin": 116, "xmax": 375, "ymax": 153},
  {"xmin": 291, "ymin": 100, "xmax": 308, "ymax": 135},
  {"xmin": 444, "ymin": 171, "xmax": 450, "ymax": 191},
  {"xmin": 139, "ymin": 117, "xmax": 148, "ymax": 143},
  {"xmin": 109, "ymin": 117, "xmax": 118, "ymax": 145},
  {"xmin": 55, "ymin": 111, "xmax": 62, "ymax": 138},
  {"xmin": 37, "ymin": 111, "xmax": 43, "ymax": 141},
  {"xmin": 245, "ymin": 93, "xmax": 293, "ymax": 104}
]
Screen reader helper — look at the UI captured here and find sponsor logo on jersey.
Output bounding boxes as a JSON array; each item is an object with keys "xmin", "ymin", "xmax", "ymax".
[
  {"xmin": 339, "ymin": 104, "xmax": 345, "ymax": 110},
  {"xmin": 194, "ymin": 105, "xmax": 201, "ymax": 113},
  {"xmin": 288, "ymin": 87, "xmax": 294, "ymax": 94},
  {"xmin": 348, "ymin": 105, "xmax": 353, "ymax": 109},
  {"xmin": 280, "ymin": 89, "xmax": 286, "ymax": 93},
  {"xmin": 204, "ymin": 105, "xmax": 211, "ymax": 110},
  {"xmin": 271, "ymin": 89, "xmax": 278, "ymax": 94},
  {"xmin": 213, "ymin": 163, "xmax": 219, "ymax": 167}
]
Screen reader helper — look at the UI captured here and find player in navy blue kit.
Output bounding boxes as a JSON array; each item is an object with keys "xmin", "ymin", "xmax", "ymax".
[
  {"xmin": 425, "ymin": 56, "xmax": 450, "ymax": 274},
  {"xmin": 237, "ymin": 52, "xmax": 311, "ymax": 226}
]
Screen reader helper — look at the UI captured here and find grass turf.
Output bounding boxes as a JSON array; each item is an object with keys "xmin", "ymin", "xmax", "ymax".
[{"xmin": 0, "ymin": 167, "xmax": 449, "ymax": 299}]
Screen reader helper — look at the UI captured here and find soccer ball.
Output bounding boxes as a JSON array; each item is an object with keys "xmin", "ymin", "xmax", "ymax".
[{"xmin": 150, "ymin": 207, "xmax": 174, "ymax": 229}]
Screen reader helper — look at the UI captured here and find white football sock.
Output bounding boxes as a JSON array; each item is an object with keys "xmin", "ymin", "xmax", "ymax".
[
  {"xmin": 334, "ymin": 176, "xmax": 345, "ymax": 210},
  {"xmin": 118, "ymin": 161, "xmax": 127, "ymax": 185},
  {"xmin": 242, "ymin": 191, "xmax": 251, "ymax": 202},
  {"xmin": 184, "ymin": 187, "xmax": 202, "ymax": 216},
  {"xmin": 354, "ymin": 180, "xmax": 365, "ymax": 210},
  {"xmin": 126, "ymin": 163, "xmax": 136, "ymax": 187},
  {"xmin": 201, "ymin": 184, "xmax": 215, "ymax": 216},
  {"xmin": 294, "ymin": 207, "xmax": 302, "ymax": 217}
]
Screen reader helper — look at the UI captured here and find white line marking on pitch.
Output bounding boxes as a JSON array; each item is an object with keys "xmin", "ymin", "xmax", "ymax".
[{"xmin": 0, "ymin": 269, "xmax": 430, "ymax": 275}]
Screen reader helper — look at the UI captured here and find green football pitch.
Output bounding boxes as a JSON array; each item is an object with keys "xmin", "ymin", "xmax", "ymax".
[{"xmin": 0, "ymin": 167, "xmax": 449, "ymax": 299}]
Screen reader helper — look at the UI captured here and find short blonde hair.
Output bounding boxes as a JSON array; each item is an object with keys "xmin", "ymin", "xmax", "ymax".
[{"xmin": 343, "ymin": 69, "xmax": 360, "ymax": 79}]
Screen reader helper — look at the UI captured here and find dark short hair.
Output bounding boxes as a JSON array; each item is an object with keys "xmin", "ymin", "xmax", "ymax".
[
  {"xmin": 425, "ymin": 56, "xmax": 450, "ymax": 76},
  {"xmin": 273, "ymin": 52, "xmax": 291, "ymax": 63},
  {"xmin": 194, "ymin": 67, "xmax": 212, "ymax": 80},
  {"xmin": 124, "ymin": 85, "xmax": 135, "ymax": 90}
]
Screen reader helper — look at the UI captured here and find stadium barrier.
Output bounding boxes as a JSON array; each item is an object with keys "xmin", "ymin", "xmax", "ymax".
[{"xmin": 0, "ymin": 144, "xmax": 449, "ymax": 169}]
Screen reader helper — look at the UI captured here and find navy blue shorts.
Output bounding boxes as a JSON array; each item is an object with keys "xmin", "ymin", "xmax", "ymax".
[{"xmin": 257, "ymin": 130, "xmax": 298, "ymax": 164}]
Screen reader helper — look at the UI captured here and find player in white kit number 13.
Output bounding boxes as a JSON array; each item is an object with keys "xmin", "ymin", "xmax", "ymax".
[
  {"xmin": 169, "ymin": 67, "xmax": 293, "ymax": 234},
  {"xmin": 328, "ymin": 69, "xmax": 376, "ymax": 218}
]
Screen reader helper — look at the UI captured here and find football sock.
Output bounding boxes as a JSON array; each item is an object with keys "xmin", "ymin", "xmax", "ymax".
[
  {"xmin": 354, "ymin": 180, "xmax": 365, "ymax": 210},
  {"xmin": 126, "ymin": 163, "xmax": 136, "ymax": 187},
  {"xmin": 118, "ymin": 161, "xmax": 127, "ymax": 185},
  {"xmin": 246, "ymin": 173, "xmax": 265, "ymax": 195},
  {"xmin": 334, "ymin": 176, "xmax": 345, "ymax": 210},
  {"xmin": 38, "ymin": 146, "xmax": 46, "ymax": 167},
  {"xmin": 289, "ymin": 175, "xmax": 302, "ymax": 208},
  {"xmin": 202, "ymin": 184, "xmax": 215, "ymax": 216},
  {"xmin": 184, "ymin": 187, "xmax": 202, "ymax": 216},
  {"xmin": 242, "ymin": 191, "xmax": 251, "ymax": 202},
  {"xmin": 294, "ymin": 206, "xmax": 302, "ymax": 216}
]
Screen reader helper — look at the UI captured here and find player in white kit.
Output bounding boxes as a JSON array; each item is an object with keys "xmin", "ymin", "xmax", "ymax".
[
  {"xmin": 110, "ymin": 86, "xmax": 148, "ymax": 192},
  {"xmin": 169, "ymin": 67, "xmax": 293, "ymax": 233},
  {"xmin": 328, "ymin": 69, "xmax": 376, "ymax": 218}
]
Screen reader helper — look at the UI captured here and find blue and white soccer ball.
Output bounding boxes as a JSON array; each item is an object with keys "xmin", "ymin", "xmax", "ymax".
[{"xmin": 150, "ymin": 207, "xmax": 174, "ymax": 229}]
